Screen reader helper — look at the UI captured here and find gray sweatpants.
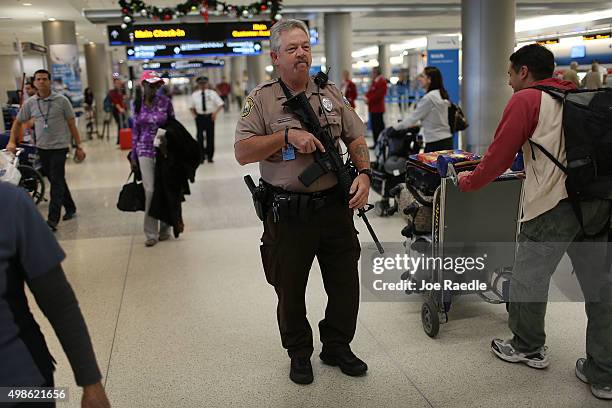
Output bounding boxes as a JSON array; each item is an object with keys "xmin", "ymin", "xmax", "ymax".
[{"xmin": 138, "ymin": 156, "xmax": 169, "ymax": 241}]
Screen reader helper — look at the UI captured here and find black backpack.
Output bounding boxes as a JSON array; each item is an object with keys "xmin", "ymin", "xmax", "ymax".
[
  {"xmin": 529, "ymin": 85, "xmax": 612, "ymax": 228},
  {"xmin": 448, "ymin": 103, "xmax": 469, "ymax": 133}
]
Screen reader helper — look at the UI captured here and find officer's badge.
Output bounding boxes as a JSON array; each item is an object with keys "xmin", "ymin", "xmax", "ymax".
[
  {"xmin": 321, "ymin": 97, "xmax": 333, "ymax": 112},
  {"xmin": 242, "ymin": 96, "xmax": 255, "ymax": 118},
  {"xmin": 343, "ymin": 96, "xmax": 354, "ymax": 111}
]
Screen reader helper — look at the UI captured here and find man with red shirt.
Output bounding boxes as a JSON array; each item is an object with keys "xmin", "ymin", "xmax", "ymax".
[
  {"xmin": 341, "ymin": 69, "xmax": 358, "ymax": 108},
  {"xmin": 364, "ymin": 66, "xmax": 387, "ymax": 147},
  {"xmin": 459, "ymin": 44, "xmax": 612, "ymax": 400},
  {"xmin": 108, "ymin": 79, "xmax": 126, "ymax": 144},
  {"xmin": 216, "ymin": 77, "xmax": 231, "ymax": 112}
]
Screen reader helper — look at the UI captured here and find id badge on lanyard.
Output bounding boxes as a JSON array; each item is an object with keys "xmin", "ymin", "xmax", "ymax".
[
  {"xmin": 282, "ymin": 144, "xmax": 296, "ymax": 161},
  {"xmin": 37, "ymin": 98, "xmax": 50, "ymax": 130}
]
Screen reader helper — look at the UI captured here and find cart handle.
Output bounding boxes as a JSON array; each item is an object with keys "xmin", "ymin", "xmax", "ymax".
[{"xmin": 446, "ymin": 162, "xmax": 458, "ymax": 186}]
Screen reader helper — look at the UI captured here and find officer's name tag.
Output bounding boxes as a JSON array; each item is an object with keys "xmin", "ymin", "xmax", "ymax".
[{"xmin": 282, "ymin": 144, "xmax": 296, "ymax": 161}]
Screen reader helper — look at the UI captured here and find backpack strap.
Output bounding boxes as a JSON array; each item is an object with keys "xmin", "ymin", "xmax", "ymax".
[
  {"xmin": 527, "ymin": 139, "xmax": 567, "ymax": 174},
  {"xmin": 529, "ymin": 85, "xmax": 567, "ymax": 101},
  {"xmin": 528, "ymin": 139, "xmax": 587, "ymax": 235}
]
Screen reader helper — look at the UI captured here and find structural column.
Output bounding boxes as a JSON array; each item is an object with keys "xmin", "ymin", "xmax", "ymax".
[
  {"xmin": 42, "ymin": 20, "xmax": 83, "ymax": 105},
  {"xmin": 84, "ymin": 42, "xmax": 110, "ymax": 120},
  {"xmin": 324, "ymin": 13, "xmax": 353, "ymax": 86},
  {"xmin": 378, "ymin": 44, "xmax": 391, "ymax": 79},
  {"xmin": 461, "ymin": 0, "xmax": 516, "ymax": 153},
  {"xmin": 246, "ymin": 54, "xmax": 266, "ymax": 94},
  {"xmin": 230, "ymin": 56, "xmax": 245, "ymax": 85},
  {"xmin": 230, "ymin": 56, "xmax": 245, "ymax": 104}
]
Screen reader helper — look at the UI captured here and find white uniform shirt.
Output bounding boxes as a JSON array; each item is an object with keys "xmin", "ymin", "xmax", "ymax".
[{"xmin": 190, "ymin": 89, "xmax": 224, "ymax": 115}]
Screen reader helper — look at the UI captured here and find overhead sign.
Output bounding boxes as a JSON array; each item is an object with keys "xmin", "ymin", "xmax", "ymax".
[
  {"xmin": 108, "ymin": 21, "xmax": 274, "ymax": 46},
  {"xmin": 126, "ymin": 41, "xmax": 262, "ymax": 60},
  {"xmin": 583, "ymin": 32, "xmax": 611, "ymax": 41},
  {"xmin": 142, "ymin": 60, "xmax": 225, "ymax": 70},
  {"xmin": 537, "ymin": 38, "xmax": 559, "ymax": 45},
  {"xmin": 427, "ymin": 36, "xmax": 460, "ymax": 50},
  {"xmin": 16, "ymin": 41, "xmax": 47, "ymax": 54}
]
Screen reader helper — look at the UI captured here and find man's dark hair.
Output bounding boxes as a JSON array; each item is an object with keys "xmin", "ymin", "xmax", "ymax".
[
  {"xmin": 509, "ymin": 44, "xmax": 555, "ymax": 80},
  {"xmin": 33, "ymin": 69, "xmax": 51, "ymax": 80}
]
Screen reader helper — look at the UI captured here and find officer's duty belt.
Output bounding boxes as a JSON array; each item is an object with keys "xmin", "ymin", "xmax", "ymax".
[{"xmin": 263, "ymin": 182, "xmax": 340, "ymax": 223}]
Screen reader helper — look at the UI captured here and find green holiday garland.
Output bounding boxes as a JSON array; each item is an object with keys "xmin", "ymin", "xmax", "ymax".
[{"xmin": 118, "ymin": 0, "xmax": 283, "ymax": 29}]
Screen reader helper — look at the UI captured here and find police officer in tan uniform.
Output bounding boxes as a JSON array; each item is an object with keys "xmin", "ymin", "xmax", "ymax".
[{"xmin": 235, "ymin": 19, "xmax": 372, "ymax": 385}]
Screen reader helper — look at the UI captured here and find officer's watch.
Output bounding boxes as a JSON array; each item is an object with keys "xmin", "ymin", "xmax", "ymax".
[{"xmin": 358, "ymin": 168, "xmax": 373, "ymax": 182}]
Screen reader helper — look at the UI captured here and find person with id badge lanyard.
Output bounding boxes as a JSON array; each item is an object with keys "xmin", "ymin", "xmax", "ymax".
[
  {"xmin": 235, "ymin": 19, "xmax": 372, "ymax": 385},
  {"xmin": 7, "ymin": 69, "xmax": 86, "ymax": 232}
]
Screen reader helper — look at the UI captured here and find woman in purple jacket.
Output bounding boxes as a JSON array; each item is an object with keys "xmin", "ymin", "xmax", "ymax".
[{"xmin": 130, "ymin": 71, "xmax": 175, "ymax": 247}]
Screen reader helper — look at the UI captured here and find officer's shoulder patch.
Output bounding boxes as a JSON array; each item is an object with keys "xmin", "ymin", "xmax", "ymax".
[
  {"xmin": 241, "ymin": 96, "xmax": 255, "ymax": 118},
  {"xmin": 343, "ymin": 96, "xmax": 354, "ymax": 111}
]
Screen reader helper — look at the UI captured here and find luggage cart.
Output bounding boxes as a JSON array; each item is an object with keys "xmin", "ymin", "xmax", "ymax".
[{"xmin": 405, "ymin": 163, "xmax": 524, "ymax": 337}]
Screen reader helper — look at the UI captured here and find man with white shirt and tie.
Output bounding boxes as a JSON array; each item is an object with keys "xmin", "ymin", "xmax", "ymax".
[{"xmin": 190, "ymin": 76, "xmax": 224, "ymax": 163}]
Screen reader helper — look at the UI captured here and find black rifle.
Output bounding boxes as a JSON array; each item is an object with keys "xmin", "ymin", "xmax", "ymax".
[{"xmin": 280, "ymin": 77, "xmax": 384, "ymax": 254}]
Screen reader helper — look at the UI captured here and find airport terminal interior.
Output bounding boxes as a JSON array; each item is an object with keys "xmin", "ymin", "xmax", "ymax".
[{"xmin": 1, "ymin": 0, "xmax": 612, "ymax": 407}]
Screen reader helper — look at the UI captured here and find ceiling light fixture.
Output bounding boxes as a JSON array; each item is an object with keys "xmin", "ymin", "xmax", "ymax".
[
  {"xmin": 515, "ymin": 9, "xmax": 612, "ymax": 32},
  {"xmin": 48, "ymin": 17, "xmax": 56, "ymax": 21},
  {"xmin": 23, "ymin": 3, "xmax": 33, "ymax": 6}
]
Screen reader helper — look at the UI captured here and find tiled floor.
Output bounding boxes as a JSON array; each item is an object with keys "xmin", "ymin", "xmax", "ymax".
[{"xmin": 29, "ymin": 96, "xmax": 606, "ymax": 408}]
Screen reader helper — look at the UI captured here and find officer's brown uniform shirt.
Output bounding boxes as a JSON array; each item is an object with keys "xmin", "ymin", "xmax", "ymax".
[{"xmin": 235, "ymin": 78, "xmax": 365, "ymax": 193}]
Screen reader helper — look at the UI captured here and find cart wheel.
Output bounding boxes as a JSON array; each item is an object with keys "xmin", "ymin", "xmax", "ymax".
[
  {"xmin": 421, "ymin": 301, "xmax": 440, "ymax": 338},
  {"xmin": 374, "ymin": 200, "xmax": 390, "ymax": 217}
]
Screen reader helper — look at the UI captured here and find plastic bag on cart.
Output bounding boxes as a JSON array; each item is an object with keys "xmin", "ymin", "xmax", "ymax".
[
  {"xmin": 0, "ymin": 150, "xmax": 21, "ymax": 185},
  {"xmin": 394, "ymin": 183, "xmax": 433, "ymax": 236}
]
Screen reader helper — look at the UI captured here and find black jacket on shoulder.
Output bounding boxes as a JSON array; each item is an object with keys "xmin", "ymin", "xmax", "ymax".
[{"xmin": 149, "ymin": 118, "xmax": 201, "ymax": 236}]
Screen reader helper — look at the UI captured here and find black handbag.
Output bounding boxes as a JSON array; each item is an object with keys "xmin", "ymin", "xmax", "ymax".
[
  {"xmin": 448, "ymin": 103, "xmax": 469, "ymax": 133},
  {"xmin": 117, "ymin": 172, "xmax": 145, "ymax": 212}
]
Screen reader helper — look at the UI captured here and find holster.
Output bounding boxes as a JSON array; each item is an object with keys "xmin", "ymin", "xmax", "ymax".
[{"xmin": 246, "ymin": 177, "xmax": 269, "ymax": 221}]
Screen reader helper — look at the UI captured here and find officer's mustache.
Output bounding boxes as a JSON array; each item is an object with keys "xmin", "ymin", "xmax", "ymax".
[{"xmin": 294, "ymin": 58, "xmax": 309, "ymax": 67}]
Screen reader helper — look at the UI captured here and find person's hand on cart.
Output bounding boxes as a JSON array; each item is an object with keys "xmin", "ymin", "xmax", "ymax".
[
  {"xmin": 5, "ymin": 141, "xmax": 17, "ymax": 154},
  {"xmin": 74, "ymin": 146, "xmax": 87, "ymax": 163},
  {"xmin": 458, "ymin": 171, "xmax": 471, "ymax": 181}
]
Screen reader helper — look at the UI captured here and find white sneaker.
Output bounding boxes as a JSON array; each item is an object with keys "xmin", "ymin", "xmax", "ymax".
[
  {"xmin": 145, "ymin": 238, "xmax": 157, "ymax": 247},
  {"xmin": 576, "ymin": 358, "xmax": 612, "ymax": 400},
  {"xmin": 491, "ymin": 338, "xmax": 550, "ymax": 369}
]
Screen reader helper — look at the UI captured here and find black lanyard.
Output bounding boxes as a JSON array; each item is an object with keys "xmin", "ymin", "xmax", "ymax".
[{"xmin": 36, "ymin": 96, "xmax": 51, "ymax": 129}]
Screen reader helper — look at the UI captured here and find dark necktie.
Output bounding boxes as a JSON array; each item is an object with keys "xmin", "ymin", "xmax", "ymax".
[{"xmin": 201, "ymin": 90, "xmax": 207, "ymax": 113}]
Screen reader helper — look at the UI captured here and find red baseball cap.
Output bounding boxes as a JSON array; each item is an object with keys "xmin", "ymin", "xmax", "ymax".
[{"xmin": 140, "ymin": 70, "xmax": 164, "ymax": 84}]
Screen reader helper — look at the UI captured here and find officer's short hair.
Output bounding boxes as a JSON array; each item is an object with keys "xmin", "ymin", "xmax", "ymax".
[{"xmin": 270, "ymin": 19, "xmax": 309, "ymax": 54}]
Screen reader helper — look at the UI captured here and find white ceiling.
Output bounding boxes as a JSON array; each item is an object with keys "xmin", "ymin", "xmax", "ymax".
[{"xmin": 0, "ymin": 0, "xmax": 610, "ymax": 58}]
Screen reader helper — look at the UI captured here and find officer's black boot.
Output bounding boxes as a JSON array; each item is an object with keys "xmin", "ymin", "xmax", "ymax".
[
  {"xmin": 289, "ymin": 356, "xmax": 313, "ymax": 385},
  {"xmin": 319, "ymin": 348, "xmax": 368, "ymax": 377}
]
